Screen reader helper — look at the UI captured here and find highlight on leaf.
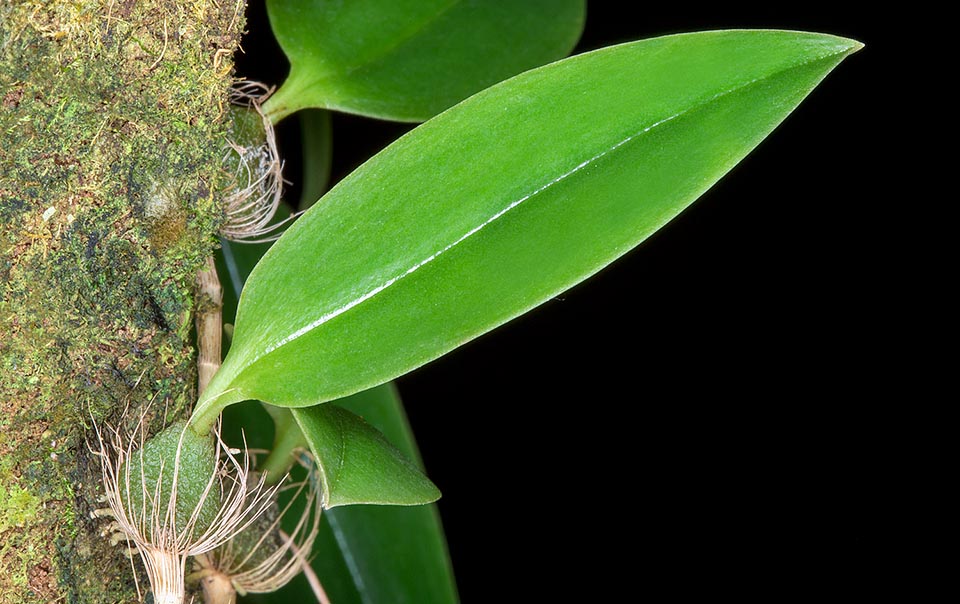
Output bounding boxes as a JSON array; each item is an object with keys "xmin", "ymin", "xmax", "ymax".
[{"xmin": 194, "ymin": 30, "xmax": 862, "ymax": 420}]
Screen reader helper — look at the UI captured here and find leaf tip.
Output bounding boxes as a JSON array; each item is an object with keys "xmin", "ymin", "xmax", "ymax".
[
  {"xmin": 839, "ymin": 36, "xmax": 865, "ymax": 55},
  {"xmin": 824, "ymin": 33, "xmax": 865, "ymax": 57},
  {"xmin": 424, "ymin": 483, "xmax": 442, "ymax": 504}
]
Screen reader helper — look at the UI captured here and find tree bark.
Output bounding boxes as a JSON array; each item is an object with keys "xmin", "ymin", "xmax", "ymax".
[{"xmin": 0, "ymin": 1, "xmax": 243, "ymax": 601}]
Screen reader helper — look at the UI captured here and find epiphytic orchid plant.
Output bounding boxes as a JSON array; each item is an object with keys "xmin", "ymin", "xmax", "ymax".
[{"xmin": 96, "ymin": 2, "xmax": 861, "ymax": 602}]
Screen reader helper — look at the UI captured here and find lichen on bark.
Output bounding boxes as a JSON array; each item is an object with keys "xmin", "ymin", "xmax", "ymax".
[{"xmin": 0, "ymin": 1, "xmax": 245, "ymax": 601}]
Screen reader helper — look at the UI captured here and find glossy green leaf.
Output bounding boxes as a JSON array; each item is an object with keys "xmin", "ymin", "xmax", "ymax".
[
  {"xmin": 216, "ymin": 204, "xmax": 294, "ymax": 324},
  {"xmin": 253, "ymin": 400, "xmax": 438, "ymax": 506},
  {"xmin": 218, "ymin": 238, "xmax": 438, "ymax": 507},
  {"xmin": 263, "ymin": 0, "xmax": 586, "ymax": 122},
  {"xmin": 291, "ymin": 401, "xmax": 440, "ymax": 508},
  {"xmin": 196, "ymin": 30, "xmax": 860, "ymax": 416},
  {"xmin": 217, "ymin": 214, "xmax": 437, "ymax": 506},
  {"xmin": 218, "ymin": 252, "xmax": 455, "ymax": 603},
  {"xmin": 249, "ymin": 385, "xmax": 458, "ymax": 604}
]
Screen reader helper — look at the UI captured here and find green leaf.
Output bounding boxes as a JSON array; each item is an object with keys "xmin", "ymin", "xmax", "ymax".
[
  {"xmin": 216, "ymin": 204, "xmax": 294, "ymax": 324},
  {"xmin": 197, "ymin": 30, "xmax": 860, "ymax": 415},
  {"xmin": 238, "ymin": 385, "xmax": 458, "ymax": 604},
  {"xmin": 218, "ymin": 222, "xmax": 438, "ymax": 506},
  {"xmin": 220, "ymin": 276, "xmax": 438, "ymax": 506},
  {"xmin": 263, "ymin": 0, "xmax": 586, "ymax": 122},
  {"xmin": 218, "ymin": 244, "xmax": 454, "ymax": 602},
  {"xmin": 305, "ymin": 386, "xmax": 458, "ymax": 604},
  {"xmin": 298, "ymin": 109, "xmax": 333, "ymax": 210},
  {"xmin": 291, "ymin": 401, "xmax": 440, "ymax": 508}
]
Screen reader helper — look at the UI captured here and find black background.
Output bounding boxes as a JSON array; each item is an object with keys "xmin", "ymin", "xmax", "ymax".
[{"xmin": 237, "ymin": 4, "xmax": 910, "ymax": 601}]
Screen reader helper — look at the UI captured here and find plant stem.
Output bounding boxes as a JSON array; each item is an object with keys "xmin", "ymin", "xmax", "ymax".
[
  {"xmin": 190, "ymin": 385, "xmax": 247, "ymax": 436},
  {"xmin": 258, "ymin": 407, "xmax": 308, "ymax": 485},
  {"xmin": 196, "ymin": 565, "xmax": 236, "ymax": 604},
  {"xmin": 190, "ymin": 257, "xmax": 305, "ymax": 494},
  {"xmin": 261, "ymin": 77, "xmax": 307, "ymax": 125},
  {"xmin": 289, "ymin": 532, "xmax": 332, "ymax": 604},
  {"xmin": 196, "ymin": 256, "xmax": 223, "ymax": 396},
  {"xmin": 190, "ymin": 258, "xmax": 245, "ymax": 436},
  {"xmin": 298, "ymin": 109, "xmax": 333, "ymax": 210}
]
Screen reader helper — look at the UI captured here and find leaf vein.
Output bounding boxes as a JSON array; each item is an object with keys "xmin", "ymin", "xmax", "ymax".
[{"xmin": 252, "ymin": 49, "xmax": 846, "ymax": 365}]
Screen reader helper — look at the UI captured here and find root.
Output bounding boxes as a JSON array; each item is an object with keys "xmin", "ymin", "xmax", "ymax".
[
  {"xmin": 220, "ymin": 81, "xmax": 298, "ymax": 243},
  {"xmin": 89, "ymin": 407, "xmax": 280, "ymax": 604},
  {"xmin": 192, "ymin": 451, "xmax": 324, "ymax": 600}
]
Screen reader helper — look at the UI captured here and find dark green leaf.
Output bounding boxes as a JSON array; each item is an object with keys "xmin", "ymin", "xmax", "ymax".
[
  {"xmin": 216, "ymin": 232, "xmax": 438, "ymax": 506},
  {"xmin": 217, "ymin": 224, "xmax": 452, "ymax": 601},
  {"xmin": 291, "ymin": 401, "xmax": 440, "ymax": 508},
  {"xmin": 298, "ymin": 109, "xmax": 333, "ymax": 210},
  {"xmin": 308, "ymin": 385, "xmax": 458, "ymax": 604},
  {"xmin": 240, "ymin": 385, "xmax": 457, "ymax": 604},
  {"xmin": 197, "ymin": 30, "xmax": 860, "ymax": 414},
  {"xmin": 263, "ymin": 0, "xmax": 586, "ymax": 122}
]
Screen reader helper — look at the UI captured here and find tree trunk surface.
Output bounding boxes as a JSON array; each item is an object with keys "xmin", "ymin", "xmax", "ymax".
[{"xmin": 0, "ymin": 1, "xmax": 242, "ymax": 601}]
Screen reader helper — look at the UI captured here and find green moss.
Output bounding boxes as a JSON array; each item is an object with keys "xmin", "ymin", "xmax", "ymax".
[
  {"xmin": 0, "ymin": 461, "xmax": 41, "ymax": 535},
  {"xmin": 0, "ymin": 460, "xmax": 43, "ymax": 594},
  {"xmin": 0, "ymin": 487, "xmax": 40, "ymax": 533},
  {"xmin": 0, "ymin": 0, "xmax": 245, "ymax": 601}
]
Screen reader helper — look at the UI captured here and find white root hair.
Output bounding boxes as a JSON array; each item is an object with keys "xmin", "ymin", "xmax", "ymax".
[
  {"xmin": 220, "ymin": 81, "xmax": 297, "ymax": 244},
  {"xmin": 192, "ymin": 451, "xmax": 329, "ymax": 604},
  {"xmin": 90, "ymin": 408, "xmax": 280, "ymax": 604}
]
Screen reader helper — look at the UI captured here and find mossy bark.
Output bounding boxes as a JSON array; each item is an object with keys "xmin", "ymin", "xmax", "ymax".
[{"xmin": 0, "ymin": 1, "xmax": 244, "ymax": 601}]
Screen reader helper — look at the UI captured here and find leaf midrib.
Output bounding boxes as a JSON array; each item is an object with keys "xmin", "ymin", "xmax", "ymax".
[{"xmin": 243, "ymin": 48, "xmax": 849, "ymax": 378}]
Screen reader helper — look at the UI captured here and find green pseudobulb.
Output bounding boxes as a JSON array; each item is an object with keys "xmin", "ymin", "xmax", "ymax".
[
  {"xmin": 221, "ymin": 488, "xmax": 285, "ymax": 569},
  {"xmin": 222, "ymin": 104, "xmax": 268, "ymax": 180},
  {"xmin": 228, "ymin": 104, "xmax": 267, "ymax": 147},
  {"xmin": 120, "ymin": 420, "xmax": 221, "ymax": 534}
]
